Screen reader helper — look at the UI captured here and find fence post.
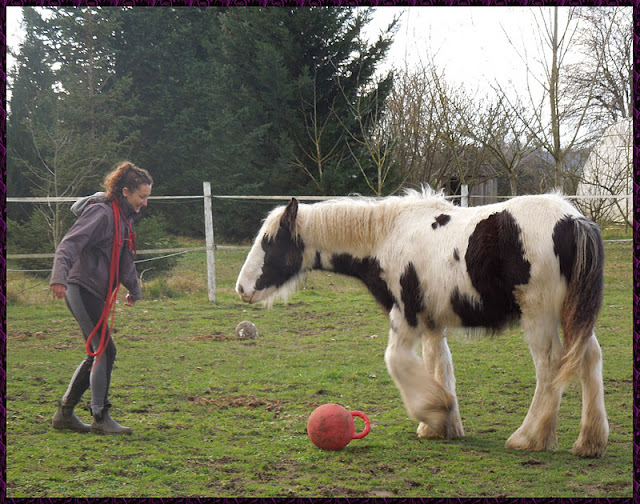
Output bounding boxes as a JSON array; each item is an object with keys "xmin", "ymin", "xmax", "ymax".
[
  {"xmin": 461, "ymin": 184, "xmax": 469, "ymax": 208},
  {"xmin": 203, "ymin": 181, "xmax": 216, "ymax": 303}
]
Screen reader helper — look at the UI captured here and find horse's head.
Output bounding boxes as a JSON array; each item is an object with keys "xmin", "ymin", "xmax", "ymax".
[{"xmin": 236, "ymin": 198, "xmax": 306, "ymax": 305}]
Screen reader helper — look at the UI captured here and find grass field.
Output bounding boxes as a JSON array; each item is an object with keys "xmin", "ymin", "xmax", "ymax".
[{"xmin": 6, "ymin": 232, "xmax": 632, "ymax": 498}]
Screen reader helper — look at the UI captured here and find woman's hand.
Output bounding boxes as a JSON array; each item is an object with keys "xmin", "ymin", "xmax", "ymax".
[{"xmin": 51, "ymin": 283, "xmax": 66, "ymax": 299}]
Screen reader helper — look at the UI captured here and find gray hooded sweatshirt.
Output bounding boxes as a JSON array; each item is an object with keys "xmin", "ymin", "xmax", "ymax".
[{"xmin": 50, "ymin": 193, "xmax": 142, "ymax": 301}]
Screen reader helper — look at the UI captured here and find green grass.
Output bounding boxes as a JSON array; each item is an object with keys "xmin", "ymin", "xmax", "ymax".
[{"xmin": 6, "ymin": 236, "xmax": 632, "ymax": 498}]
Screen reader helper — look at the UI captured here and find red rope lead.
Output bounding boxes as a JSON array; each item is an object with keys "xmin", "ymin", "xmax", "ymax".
[{"xmin": 85, "ymin": 199, "xmax": 132, "ymax": 361}]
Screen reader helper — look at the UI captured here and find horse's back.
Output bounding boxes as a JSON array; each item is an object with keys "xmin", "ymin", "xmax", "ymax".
[{"xmin": 381, "ymin": 193, "xmax": 585, "ymax": 330}]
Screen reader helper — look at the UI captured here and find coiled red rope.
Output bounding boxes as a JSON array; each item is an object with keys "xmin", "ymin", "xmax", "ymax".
[{"xmin": 85, "ymin": 199, "xmax": 135, "ymax": 361}]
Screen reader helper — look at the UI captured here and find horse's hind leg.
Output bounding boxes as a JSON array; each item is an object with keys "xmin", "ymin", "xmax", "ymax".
[
  {"xmin": 417, "ymin": 331, "xmax": 464, "ymax": 439},
  {"xmin": 384, "ymin": 307, "xmax": 455, "ymax": 439},
  {"xmin": 572, "ymin": 333, "xmax": 608, "ymax": 458},
  {"xmin": 506, "ymin": 316, "xmax": 563, "ymax": 452}
]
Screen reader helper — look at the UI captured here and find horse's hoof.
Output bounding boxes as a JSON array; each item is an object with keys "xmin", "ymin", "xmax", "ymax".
[
  {"xmin": 417, "ymin": 415, "xmax": 464, "ymax": 440},
  {"xmin": 571, "ymin": 421, "xmax": 608, "ymax": 458},
  {"xmin": 447, "ymin": 417, "xmax": 465, "ymax": 438},
  {"xmin": 417, "ymin": 421, "xmax": 441, "ymax": 439},
  {"xmin": 572, "ymin": 437, "xmax": 607, "ymax": 458},
  {"xmin": 505, "ymin": 429, "xmax": 557, "ymax": 452}
]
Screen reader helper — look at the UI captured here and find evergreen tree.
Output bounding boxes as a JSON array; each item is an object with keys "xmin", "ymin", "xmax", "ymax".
[
  {"xmin": 8, "ymin": 7, "xmax": 396, "ymax": 242},
  {"xmin": 7, "ymin": 7, "xmax": 57, "ymax": 201},
  {"xmin": 211, "ymin": 7, "xmax": 396, "ymax": 197},
  {"xmin": 8, "ymin": 7, "xmax": 142, "ymax": 247},
  {"xmin": 45, "ymin": 7, "xmax": 139, "ymax": 189},
  {"xmin": 114, "ymin": 7, "xmax": 224, "ymax": 235}
]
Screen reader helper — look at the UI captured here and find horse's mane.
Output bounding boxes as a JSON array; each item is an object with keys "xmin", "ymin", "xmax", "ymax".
[
  {"xmin": 402, "ymin": 185, "xmax": 446, "ymax": 200},
  {"xmin": 261, "ymin": 186, "xmax": 451, "ymax": 252}
]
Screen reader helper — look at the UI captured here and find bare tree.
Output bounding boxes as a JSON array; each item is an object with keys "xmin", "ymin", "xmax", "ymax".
[
  {"xmin": 567, "ymin": 7, "xmax": 632, "ymax": 125},
  {"xmin": 16, "ymin": 112, "xmax": 106, "ymax": 247},
  {"xmin": 385, "ymin": 65, "xmax": 451, "ymax": 189},
  {"xmin": 498, "ymin": 7, "xmax": 618, "ymax": 191},
  {"xmin": 386, "ymin": 63, "xmax": 494, "ymax": 193},
  {"xmin": 334, "ymin": 77, "xmax": 406, "ymax": 196},
  {"xmin": 431, "ymin": 68, "xmax": 495, "ymax": 194},
  {"xmin": 469, "ymin": 95, "xmax": 538, "ymax": 196},
  {"xmin": 293, "ymin": 74, "xmax": 347, "ymax": 193}
]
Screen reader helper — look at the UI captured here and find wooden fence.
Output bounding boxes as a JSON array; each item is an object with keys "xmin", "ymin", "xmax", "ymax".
[{"xmin": 7, "ymin": 184, "xmax": 632, "ymax": 302}]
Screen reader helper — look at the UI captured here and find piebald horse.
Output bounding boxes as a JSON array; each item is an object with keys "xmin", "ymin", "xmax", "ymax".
[{"xmin": 235, "ymin": 188, "xmax": 608, "ymax": 458}]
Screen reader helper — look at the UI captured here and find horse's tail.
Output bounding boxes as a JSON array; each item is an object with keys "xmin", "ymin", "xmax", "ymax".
[{"xmin": 554, "ymin": 216, "xmax": 605, "ymax": 389}]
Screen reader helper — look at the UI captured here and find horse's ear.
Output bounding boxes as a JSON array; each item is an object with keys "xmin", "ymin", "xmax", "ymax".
[{"xmin": 282, "ymin": 198, "xmax": 298, "ymax": 234}]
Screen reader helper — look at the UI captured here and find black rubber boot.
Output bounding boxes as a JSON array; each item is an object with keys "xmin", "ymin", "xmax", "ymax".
[
  {"xmin": 52, "ymin": 403, "xmax": 91, "ymax": 433},
  {"xmin": 91, "ymin": 409, "xmax": 133, "ymax": 435}
]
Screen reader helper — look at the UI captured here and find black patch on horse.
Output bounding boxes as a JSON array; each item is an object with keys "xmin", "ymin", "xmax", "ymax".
[
  {"xmin": 552, "ymin": 215, "xmax": 605, "ymax": 334},
  {"xmin": 400, "ymin": 262, "xmax": 424, "ymax": 327},
  {"xmin": 453, "ymin": 248, "xmax": 460, "ymax": 261},
  {"xmin": 432, "ymin": 214, "xmax": 451, "ymax": 229},
  {"xmin": 330, "ymin": 254, "xmax": 397, "ymax": 312},
  {"xmin": 255, "ymin": 224, "xmax": 305, "ymax": 290},
  {"xmin": 552, "ymin": 216, "xmax": 576, "ymax": 283},
  {"xmin": 451, "ymin": 210, "xmax": 531, "ymax": 330}
]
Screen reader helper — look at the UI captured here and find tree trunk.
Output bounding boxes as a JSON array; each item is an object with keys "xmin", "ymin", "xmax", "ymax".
[{"xmin": 549, "ymin": 7, "xmax": 563, "ymax": 189}]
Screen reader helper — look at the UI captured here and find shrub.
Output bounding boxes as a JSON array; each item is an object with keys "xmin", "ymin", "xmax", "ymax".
[
  {"xmin": 134, "ymin": 213, "xmax": 179, "ymax": 278},
  {"xmin": 7, "ymin": 214, "xmax": 56, "ymax": 277}
]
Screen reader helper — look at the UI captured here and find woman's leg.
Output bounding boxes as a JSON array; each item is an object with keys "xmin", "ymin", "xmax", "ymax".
[
  {"xmin": 52, "ymin": 284, "xmax": 97, "ymax": 432},
  {"xmin": 60, "ymin": 285, "xmax": 130, "ymax": 433},
  {"xmin": 63, "ymin": 284, "xmax": 116, "ymax": 417}
]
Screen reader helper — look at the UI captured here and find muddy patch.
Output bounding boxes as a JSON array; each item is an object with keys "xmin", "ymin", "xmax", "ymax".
[{"xmin": 188, "ymin": 390, "xmax": 285, "ymax": 415}]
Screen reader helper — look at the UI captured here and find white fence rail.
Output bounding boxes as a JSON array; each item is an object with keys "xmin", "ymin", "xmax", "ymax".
[{"xmin": 7, "ymin": 184, "xmax": 632, "ymax": 302}]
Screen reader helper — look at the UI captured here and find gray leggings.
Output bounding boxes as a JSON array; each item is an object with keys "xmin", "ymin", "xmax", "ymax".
[{"xmin": 62, "ymin": 283, "xmax": 117, "ymax": 417}]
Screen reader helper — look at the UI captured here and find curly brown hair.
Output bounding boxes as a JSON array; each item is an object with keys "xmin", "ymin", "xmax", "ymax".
[{"xmin": 103, "ymin": 161, "xmax": 153, "ymax": 201}]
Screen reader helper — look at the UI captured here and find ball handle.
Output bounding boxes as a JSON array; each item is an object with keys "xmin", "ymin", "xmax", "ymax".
[{"xmin": 350, "ymin": 410, "xmax": 371, "ymax": 440}]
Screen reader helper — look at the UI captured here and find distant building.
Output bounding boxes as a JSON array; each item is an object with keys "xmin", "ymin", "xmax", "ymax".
[{"xmin": 576, "ymin": 118, "xmax": 631, "ymax": 226}]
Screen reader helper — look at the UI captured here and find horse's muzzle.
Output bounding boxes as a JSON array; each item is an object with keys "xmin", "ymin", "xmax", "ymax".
[{"xmin": 236, "ymin": 284, "xmax": 256, "ymax": 304}]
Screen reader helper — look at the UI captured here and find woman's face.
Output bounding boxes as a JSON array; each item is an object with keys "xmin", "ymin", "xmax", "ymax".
[{"xmin": 123, "ymin": 184, "xmax": 152, "ymax": 213}]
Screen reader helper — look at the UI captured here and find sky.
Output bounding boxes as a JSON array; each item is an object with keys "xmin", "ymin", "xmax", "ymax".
[
  {"xmin": 6, "ymin": 6, "xmax": 25, "ymax": 91},
  {"xmin": 4, "ymin": 6, "xmax": 552, "ymax": 89},
  {"xmin": 363, "ymin": 7, "xmax": 532, "ymax": 82},
  {"xmin": 5, "ymin": 6, "xmax": 629, "ymax": 103},
  {"xmin": 359, "ymin": 6, "xmax": 578, "ymax": 100},
  {"xmin": 6, "ymin": 7, "xmax": 23, "ymax": 55}
]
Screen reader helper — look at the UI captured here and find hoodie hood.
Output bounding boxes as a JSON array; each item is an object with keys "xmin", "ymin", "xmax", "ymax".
[
  {"xmin": 71, "ymin": 191, "xmax": 143, "ymax": 223},
  {"xmin": 70, "ymin": 192, "xmax": 108, "ymax": 217}
]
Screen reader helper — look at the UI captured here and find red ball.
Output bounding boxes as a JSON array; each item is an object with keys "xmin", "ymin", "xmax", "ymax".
[{"xmin": 307, "ymin": 403, "xmax": 370, "ymax": 451}]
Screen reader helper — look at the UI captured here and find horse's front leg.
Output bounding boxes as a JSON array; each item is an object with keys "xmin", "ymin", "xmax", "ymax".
[
  {"xmin": 417, "ymin": 331, "xmax": 464, "ymax": 439},
  {"xmin": 384, "ymin": 307, "xmax": 456, "ymax": 439}
]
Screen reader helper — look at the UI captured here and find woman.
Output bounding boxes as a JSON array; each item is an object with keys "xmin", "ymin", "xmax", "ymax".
[{"xmin": 50, "ymin": 161, "xmax": 153, "ymax": 434}]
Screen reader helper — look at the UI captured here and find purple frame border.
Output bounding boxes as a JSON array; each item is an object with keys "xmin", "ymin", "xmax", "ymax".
[
  {"xmin": 1, "ymin": 1, "xmax": 7, "ymax": 501},
  {"xmin": 632, "ymin": 1, "xmax": 639, "ymax": 502},
  {"xmin": 0, "ymin": 1, "xmax": 637, "ymax": 502}
]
